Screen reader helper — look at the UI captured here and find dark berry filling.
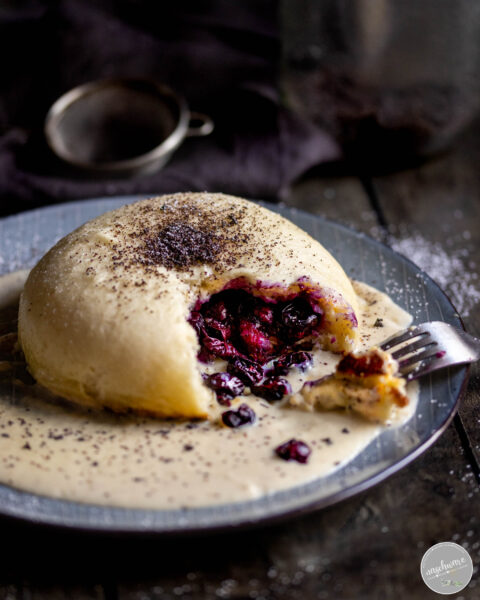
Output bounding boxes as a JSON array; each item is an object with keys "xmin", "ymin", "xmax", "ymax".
[
  {"xmin": 227, "ymin": 357, "xmax": 264, "ymax": 387},
  {"xmin": 222, "ymin": 403, "xmax": 257, "ymax": 428},
  {"xmin": 275, "ymin": 438, "xmax": 312, "ymax": 463},
  {"xmin": 253, "ymin": 377, "xmax": 292, "ymax": 402},
  {"xmin": 189, "ymin": 287, "xmax": 321, "ymax": 403},
  {"xmin": 266, "ymin": 351, "xmax": 313, "ymax": 376},
  {"xmin": 205, "ymin": 372, "xmax": 245, "ymax": 406},
  {"xmin": 280, "ymin": 299, "xmax": 321, "ymax": 341}
]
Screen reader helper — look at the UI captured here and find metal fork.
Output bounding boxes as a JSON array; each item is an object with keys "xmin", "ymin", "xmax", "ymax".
[{"xmin": 380, "ymin": 321, "xmax": 480, "ymax": 381}]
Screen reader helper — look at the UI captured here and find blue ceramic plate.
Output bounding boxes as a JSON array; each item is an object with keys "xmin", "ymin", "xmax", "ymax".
[{"xmin": 0, "ymin": 197, "xmax": 468, "ymax": 533}]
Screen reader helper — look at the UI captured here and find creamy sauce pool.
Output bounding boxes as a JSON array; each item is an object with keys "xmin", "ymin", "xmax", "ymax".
[{"xmin": 0, "ymin": 271, "xmax": 417, "ymax": 509}]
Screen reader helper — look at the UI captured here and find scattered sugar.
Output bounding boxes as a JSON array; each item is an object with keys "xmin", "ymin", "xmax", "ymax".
[{"xmin": 387, "ymin": 232, "xmax": 480, "ymax": 317}]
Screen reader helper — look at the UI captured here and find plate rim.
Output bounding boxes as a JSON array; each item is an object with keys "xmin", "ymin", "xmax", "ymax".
[{"xmin": 0, "ymin": 196, "xmax": 469, "ymax": 534}]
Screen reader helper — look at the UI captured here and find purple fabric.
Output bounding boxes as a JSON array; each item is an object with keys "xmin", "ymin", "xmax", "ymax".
[{"xmin": 0, "ymin": 0, "xmax": 340, "ymax": 215}]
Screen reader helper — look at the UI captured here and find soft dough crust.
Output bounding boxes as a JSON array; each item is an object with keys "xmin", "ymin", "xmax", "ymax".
[{"xmin": 18, "ymin": 193, "xmax": 359, "ymax": 418}]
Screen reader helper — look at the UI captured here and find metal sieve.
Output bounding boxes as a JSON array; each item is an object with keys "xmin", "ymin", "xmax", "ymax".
[{"xmin": 45, "ymin": 78, "xmax": 214, "ymax": 177}]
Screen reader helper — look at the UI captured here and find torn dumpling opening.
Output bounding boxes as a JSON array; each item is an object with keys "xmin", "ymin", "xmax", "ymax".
[
  {"xmin": 191, "ymin": 276, "xmax": 358, "ymax": 357},
  {"xmin": 189, "ymin": 276, "xmax": 359, "ymax": 405}
]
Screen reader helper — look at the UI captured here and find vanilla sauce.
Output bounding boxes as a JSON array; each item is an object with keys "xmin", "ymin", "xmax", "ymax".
[{"xmin": 0, "ymin": 272, "xmax": 416, "ymax": 509}]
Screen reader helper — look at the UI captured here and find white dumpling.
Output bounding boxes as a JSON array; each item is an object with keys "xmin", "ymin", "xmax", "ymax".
[{"xmin": 18, "ymin": 193, "xmax": 359, "ymax": 418}]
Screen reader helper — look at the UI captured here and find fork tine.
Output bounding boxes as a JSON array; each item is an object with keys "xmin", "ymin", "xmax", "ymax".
[
  {"xmin": 380, "ymin": 325, "xmax": 427, "ymax": 351},
  {"xmin": 402, "ymin": 362, "xmax": 431, "ymax": 381},
  {"xmin": 380, "ymin": 321, "xmax": 480, "ymax": 381},
  {"xmin": 398, "ymin": 347, "xmax": 440, "ymax": 370},
  {"xmin": 402, "ymin": 353, "xmax": 451, "ymax": 381},
  {"xmin": 391, "ymin": 337, "xmax": 436, "ymax": 360}
]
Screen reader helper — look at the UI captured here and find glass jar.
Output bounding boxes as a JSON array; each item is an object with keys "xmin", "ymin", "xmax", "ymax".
[{"xmin": 281, "ymin": 0, "xmax": 480, "ymax": 166}]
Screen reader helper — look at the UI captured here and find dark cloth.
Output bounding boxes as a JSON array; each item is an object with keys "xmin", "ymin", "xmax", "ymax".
[{"xmin": 0, "ymin": 0, "xmax": 339, "ymax": 215}]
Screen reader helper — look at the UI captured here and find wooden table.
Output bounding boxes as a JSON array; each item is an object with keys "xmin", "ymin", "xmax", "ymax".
[{"xmin": 1, "ymin": 121, "xmax": 479, "ymax": 600}]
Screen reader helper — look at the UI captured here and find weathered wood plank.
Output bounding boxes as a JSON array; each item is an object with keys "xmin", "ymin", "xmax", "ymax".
[
  {"xmin": 282, "ymin": 170, "xmax": 377, "ymax": 235},
  {"xmin": 372, "ymin": 118, "xmax": 480, "ymax": 468}
]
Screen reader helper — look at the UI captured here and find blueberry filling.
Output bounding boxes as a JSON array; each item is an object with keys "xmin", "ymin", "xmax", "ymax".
[
  {"xmin": 190, "ymin": 288, "xmax": 320, "ymax": 403},
  {"xmin": 205, "ymin": 372, "xmax": 245, "ymax": 406},
  {"xmin": 222, "ymin": 403, "xmax": 257, "ymax": 428},
  {"xmin": 275, "ymin": 438, "xmax": 311, "ymax": 463},
  {"xmin": 266, "ymin": 351, "xmax": 313, "ymax": 376},
  {"xmin": 227, "ymin": 356, "xmax": 264, "ymax": 387},
  {"xmin": 280, "ymin": 299, "xmax": 320, "ymax": 341},
  {"xmin": 252, "ymin": 377, "xmax": 292, "ymax": 402}
]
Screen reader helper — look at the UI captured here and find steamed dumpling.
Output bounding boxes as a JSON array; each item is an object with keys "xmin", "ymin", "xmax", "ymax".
[{"xmin": 18, "ymin": 193, "xmax": 359, "ymax": 418}]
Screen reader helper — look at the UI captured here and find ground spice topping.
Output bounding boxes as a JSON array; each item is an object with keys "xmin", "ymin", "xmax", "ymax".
[
  {"xmin": 107, "ymin": 196, "xmax": 258, "ymax": 276},
  {"xmin": 141, "ymin": 222, "xmax": 223, "ymax": 270}
]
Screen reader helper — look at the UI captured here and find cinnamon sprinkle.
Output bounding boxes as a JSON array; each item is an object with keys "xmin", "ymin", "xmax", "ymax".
[{"xmin": 141, "ymin": 222, "xmax": 223, "ymax": 270}]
